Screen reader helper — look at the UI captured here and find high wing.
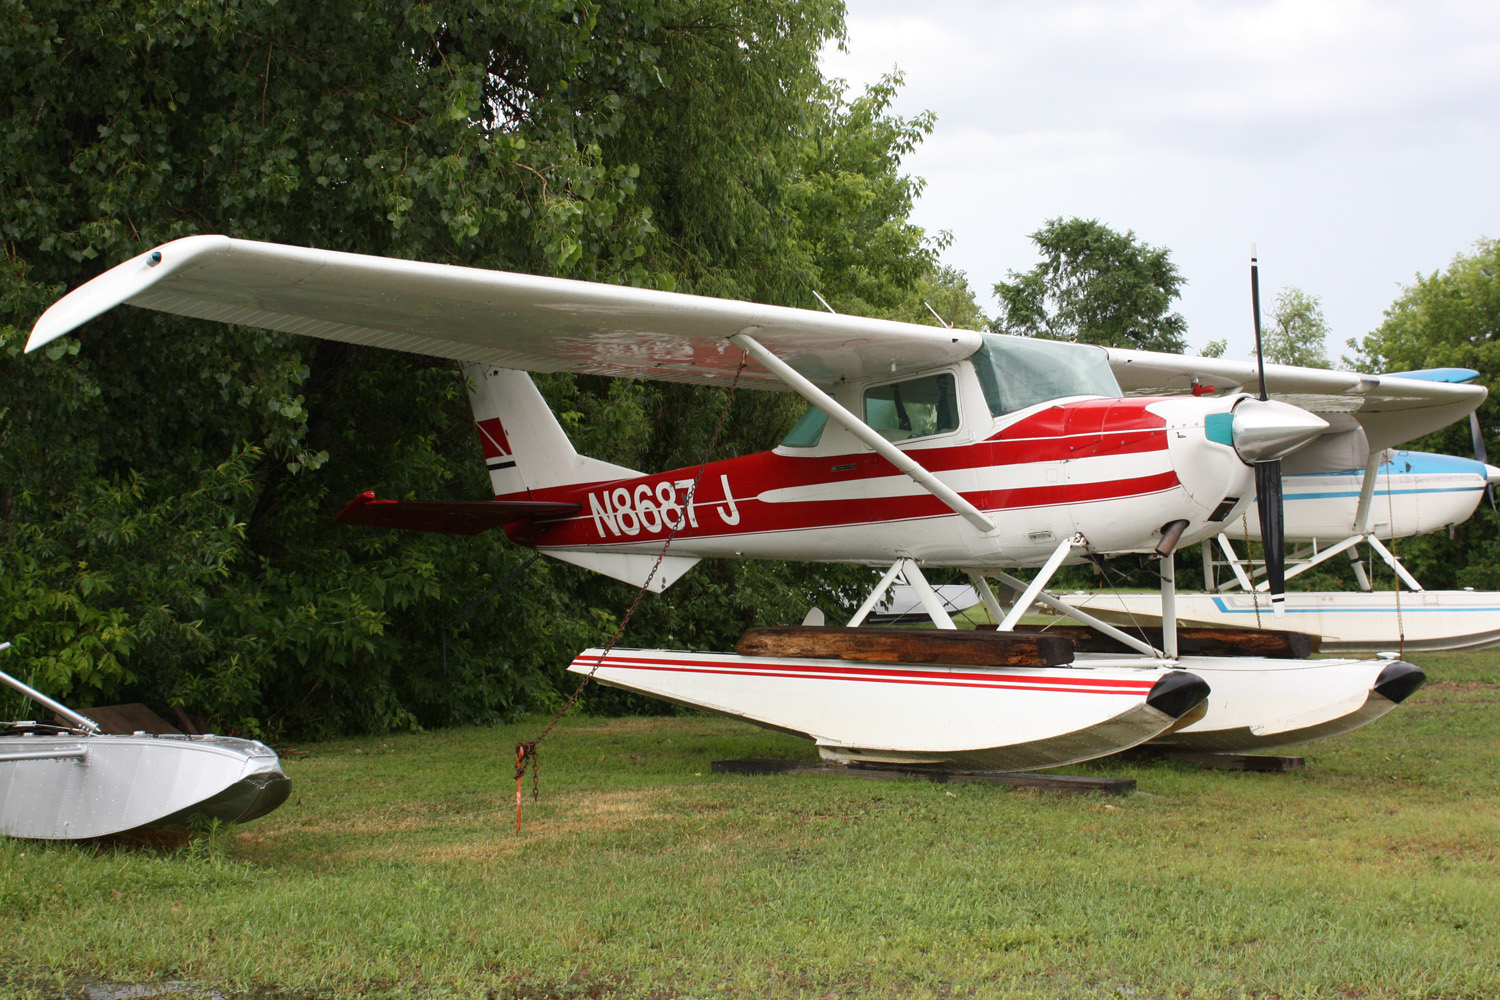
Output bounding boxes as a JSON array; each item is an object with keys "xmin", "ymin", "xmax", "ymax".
[
  {"xmin": 1107, "ymin": 348, "xmax": 1487, "ymax": 453},
  {"xmin": 25, "ymin": 235, "xmax": 979, "ymax": 390},
  {"xmin": 27, "ymin": 235, "xmax": 1485, "ymax": 454}
]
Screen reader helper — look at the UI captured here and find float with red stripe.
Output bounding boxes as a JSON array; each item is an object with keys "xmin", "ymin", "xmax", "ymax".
[{"xmin": 569, "ymin": 647, "xmax": 1209, "ymax": 771}]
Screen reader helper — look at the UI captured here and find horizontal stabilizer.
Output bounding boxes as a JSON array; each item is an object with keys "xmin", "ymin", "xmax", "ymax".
[
  {"xmin": 335, "ymin": 492, "xmax": 578, "ymax": 535},
  {"xmin": 545, "ymin": 549, "xmax": 699, "ymax": 593}
]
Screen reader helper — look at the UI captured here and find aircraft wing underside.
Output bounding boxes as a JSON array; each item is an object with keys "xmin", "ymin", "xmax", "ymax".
[{"xmin": 26, "ymin": 236, "xmax": 980, "ymax": 390}]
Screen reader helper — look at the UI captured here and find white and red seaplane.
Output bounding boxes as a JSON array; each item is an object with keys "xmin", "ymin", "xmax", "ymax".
[{"xmin": 27, "ymin": 237, "xmax": 1485, "ymax": 768}]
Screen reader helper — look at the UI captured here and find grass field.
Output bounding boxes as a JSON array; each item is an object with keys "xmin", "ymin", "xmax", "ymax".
[{"xmin": 2, "ymin": 649, "xmax": 1497, "ymax": 1000}]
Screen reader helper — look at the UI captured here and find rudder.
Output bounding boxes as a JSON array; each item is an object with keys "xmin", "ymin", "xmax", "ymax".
[{"xmin": 464, "ymin": 363, "xmax": 640, "ymax": 498}]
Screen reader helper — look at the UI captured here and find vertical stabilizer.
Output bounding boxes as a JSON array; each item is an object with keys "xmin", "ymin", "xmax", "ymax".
[{"xmin": 464, "ymin": 364, "xmax": 641, "ymax": 497}]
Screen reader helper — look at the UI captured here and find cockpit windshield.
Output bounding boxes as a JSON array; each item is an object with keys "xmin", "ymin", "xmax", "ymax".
[{"xmin": 969, "ymin": 334, "xmax": 1121, "ymax": 417}]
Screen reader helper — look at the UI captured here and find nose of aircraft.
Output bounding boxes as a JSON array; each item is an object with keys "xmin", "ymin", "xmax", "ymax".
[
  {"xmin": 1484, "ymin": 464, "xmax": 1500, "ymax": 486},
  {"xmin": 1229, "ymin": 398, "xmax": 1329, "ymax": 463}
]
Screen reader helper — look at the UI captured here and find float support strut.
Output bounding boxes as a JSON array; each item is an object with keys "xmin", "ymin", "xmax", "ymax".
[
  {"xmin": 846, "ymin": 561, "xmax": 908, "ymax": 627},
  {"xmin": 997, "ymin": 535, "xmax": 1081, "ymax": 632}
]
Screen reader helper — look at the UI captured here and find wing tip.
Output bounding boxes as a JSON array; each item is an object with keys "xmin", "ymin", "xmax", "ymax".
[{"xmin": 25, "ymin": 234, "xmax": 234, "ymax": 352}]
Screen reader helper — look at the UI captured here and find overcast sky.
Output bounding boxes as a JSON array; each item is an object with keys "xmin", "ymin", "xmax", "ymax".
[{"xmin": 822, "ymin": 0, "xmax": 1500, "ymax": 361}]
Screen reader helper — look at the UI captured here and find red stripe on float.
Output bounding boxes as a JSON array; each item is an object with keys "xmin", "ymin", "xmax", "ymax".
[{"xmin": 571, "ymin": 654, "xmax": 1157, "ymax": 696}]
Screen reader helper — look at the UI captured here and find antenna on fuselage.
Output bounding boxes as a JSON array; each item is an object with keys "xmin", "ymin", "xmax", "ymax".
[
  {"xmin": 811, "ymin": 291, "xmax": 837, "ymax": 314},
  {"xmin": 923, "ymin": 301, "xmax": 952, "ymax": 329}
]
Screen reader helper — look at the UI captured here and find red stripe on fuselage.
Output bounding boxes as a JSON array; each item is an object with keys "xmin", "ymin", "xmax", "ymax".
[{"xmin": 506, "ymin": 398, "xmax": 1178, "ymax": 546}]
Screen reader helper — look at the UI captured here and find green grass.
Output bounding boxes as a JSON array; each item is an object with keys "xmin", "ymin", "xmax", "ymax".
[{"xmin": 3, "ymin": 650, "xmax": 1498, "ymax": 1000}]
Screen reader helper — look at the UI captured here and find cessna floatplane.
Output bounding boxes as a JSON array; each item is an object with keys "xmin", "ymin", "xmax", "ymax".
[
  {"xmin": 27, "ymin": 237, "xmax": 1486, "ymax": 769},
  {"xmin": 1066, "ymin": 364, "xmax": 1500, "ymax": 652}
]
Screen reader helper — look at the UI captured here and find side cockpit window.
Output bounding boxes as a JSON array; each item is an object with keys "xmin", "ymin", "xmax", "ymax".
[
  {"xmin": 863, "ymin": 373, "xmax": 958, "ymax": 442},
  {"xmin": 779, "ymin": 405, "xmax": 829, "ymax": 447}
]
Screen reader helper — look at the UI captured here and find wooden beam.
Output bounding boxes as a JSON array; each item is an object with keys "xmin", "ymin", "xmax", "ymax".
[
  {"xmin": 736, "ymin": 626, "xmax": 1075, "ymax": 667},
  {"xmin": 1005, "ymin": 624, "xmax": 1320, "ymax": 659},
  {"xmin": 61, "ymin": 703, "xmax": 182, "ymax": 736},
  {"xmin": 711, "ymin": 758, "xmax": 1135, "ymax": 795},
  {"xmin": 1121, "ymin": 749, "xmax": 1305, "ymax": 772}
]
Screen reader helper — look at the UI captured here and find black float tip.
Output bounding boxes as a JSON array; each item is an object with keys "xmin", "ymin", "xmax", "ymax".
[
  {"xmin": 1146, "ymin": 670, "xmax": 1212, "ymax": 720},
  {"xmin": 1373, "ymin": 660, "xmax": 1426, "ymax": 704}
]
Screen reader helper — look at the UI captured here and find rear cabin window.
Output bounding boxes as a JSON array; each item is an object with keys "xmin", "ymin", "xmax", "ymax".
[
  {"xmin": 863, "ymin": 373, "xmax": 958, "ymax": 442},
  {"xmin": 779, "ymin": 405, "xmax": 829, "ymax": 447},
  {"xmin": 969, "ymin": 334, "xmax": 1121, "ymax": 417}
]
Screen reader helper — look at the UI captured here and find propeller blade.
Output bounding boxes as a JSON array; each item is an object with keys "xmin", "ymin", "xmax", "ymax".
[
  {"xmin": 1251, "ymin": 245, "xmax": 1268, "ymax": 402},
  {"xmin": 1256, "ymin": 460, "xmax": 1286, "ymax": 615},
  {"xmin": 1250, "ymin": 247, "xmax": 1285, "ymax": 615},
  {"xmin": 1469, "ymin": 412, "xmax": 1498, "ymax": 517}
]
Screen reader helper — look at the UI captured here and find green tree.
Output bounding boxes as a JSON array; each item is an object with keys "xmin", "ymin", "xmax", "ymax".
[
  {"xmin": 782, "ymin": 73, "xmax": 939, "ymax": 315},
  {"xmin": 1, "ymin": 0, "xmax": 857, "ymax": 732},
  {"xmin": 991, "ymin": 217, "xmax": 1187, "ymax": 352},
  {"xmin": 1343, "ymin": 238, "xmax": 1500, "ymax": 588},
  {"xmin": 1261, "ymin": 287, "xmax": 1331, "ymax": 368},
  {"xmin": 1348, "ymin": 240, "xmax": 1500, "ymax": 378},
  {"xmin": 902, "ymin": 266, "xmax": 990, "ymax": 331},
  {"xmin": 1, "ymin": 1, "xmax": 961, "ymax": 734}
]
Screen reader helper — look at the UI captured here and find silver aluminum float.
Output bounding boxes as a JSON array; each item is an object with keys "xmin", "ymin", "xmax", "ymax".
[{"xmin": 0, "ymin": 643, "xmax": 290, "ymax": 840}]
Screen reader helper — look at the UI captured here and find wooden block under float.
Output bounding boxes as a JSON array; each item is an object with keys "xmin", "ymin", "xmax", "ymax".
[
  {"xmin": 1002, "ymin": 623, "xmax": 1321, "ymax": 659},
  {"xmin": 735, "ymin": 626, "xmax": 1074, "ymax": 667},
  {"xmin": 711, "ymin": 758, "xmax": 1135, "ymax": 795}
]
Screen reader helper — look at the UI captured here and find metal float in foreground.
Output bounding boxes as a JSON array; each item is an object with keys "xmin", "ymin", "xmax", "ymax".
[
  {"xmin": 0, "ymin": 643, "xmax": 291, "ymax": 840},
  {"xmin": 972, "ymin": 621, "xmax": 1428, "ymax": 754}
]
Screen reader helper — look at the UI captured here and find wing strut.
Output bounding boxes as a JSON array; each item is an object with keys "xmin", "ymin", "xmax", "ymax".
[
  {"xmin": 1351, "ymin": 453, "xmax": 1382, "ymax": 536},
  {"xmin": 729, "ymin": 332, "xmax": 996, "ymax": 533}
]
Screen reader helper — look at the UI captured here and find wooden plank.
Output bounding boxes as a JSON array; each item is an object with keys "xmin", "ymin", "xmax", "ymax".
[
  {"xmin": 58, "ymin": 703, "xmax": 181, "ymax": 736},
  {"xmin": 1005, "ymin": 623, "xmax": 1320, "ymax": 659},
  {"xmin": 711, "ymin": 758, "xmax": 1134, "ymax": 795},
  {"xmin": 735, "ymin": 626, "xmax": 1074, "ymax": 667},
  {"xmin": 1120, "ymin": 748, "xmax": 1305, "ymax": 772},
  {"xmin": 171, "ymin": 706, "xmax": 208, "ymax": 735}
]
